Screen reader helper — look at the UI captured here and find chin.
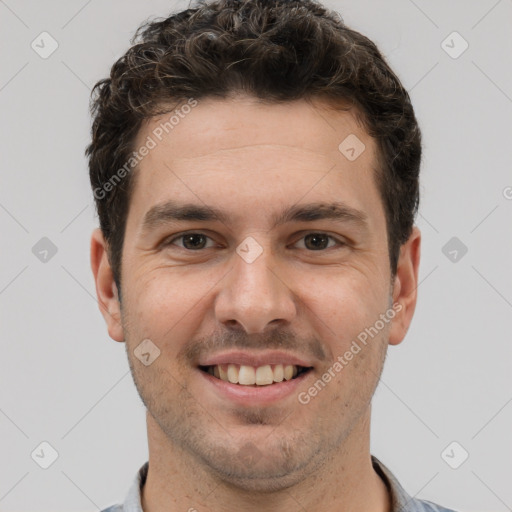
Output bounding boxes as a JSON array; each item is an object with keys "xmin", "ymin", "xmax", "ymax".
[
  {"xmin": 206, "ymin": 459, "xmax": 310, "ymax": 493},
  {"xmin": 194, "ymin": 435, "xmax": 322, "ymax": 493}
]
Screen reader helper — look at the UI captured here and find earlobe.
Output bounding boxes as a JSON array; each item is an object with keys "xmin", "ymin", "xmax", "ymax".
[
  {"xmin": 90, "ymin": 228, "xmax": 125, "ymax": 342},
  {"xmin": 388, "ymin": 226, "xmax": 421, "ymax": 346}
]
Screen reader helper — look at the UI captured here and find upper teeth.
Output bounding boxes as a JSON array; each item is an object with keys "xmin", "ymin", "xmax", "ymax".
[{"xmin": 209, "ymin": 364, "xmax": 299, "ymax": 385}]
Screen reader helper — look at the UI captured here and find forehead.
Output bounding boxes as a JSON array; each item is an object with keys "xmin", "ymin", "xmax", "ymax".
[
  {"xmin": 127, "ymin": 96, "xmax": 383, "ymax": 231},
  {"xmin": 136, "ymin": 96, "xmax": 370, "ymax": 161}
]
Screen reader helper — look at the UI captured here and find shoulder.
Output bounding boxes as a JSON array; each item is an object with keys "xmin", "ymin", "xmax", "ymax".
[
  {"xmin": 99, "ymin": 505, "xmax": 123, "ymax": 512},
  {"xmin": 371, "ymin": 455, "xmax": 458, "ymax": 512},
  {"xmin": 406, "ymin": 497, "xmax": 459, "ymax": 511}
]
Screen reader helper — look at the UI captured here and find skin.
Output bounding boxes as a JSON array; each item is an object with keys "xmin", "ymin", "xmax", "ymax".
[{"xmin": 91, "ymin": 95, "xmax": 421, "ymax": 512}]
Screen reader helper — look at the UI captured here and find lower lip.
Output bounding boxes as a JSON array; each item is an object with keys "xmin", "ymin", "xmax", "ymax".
[{"xmin": 198, "ymin": 368, "xmax": 312, "ymax": 406}]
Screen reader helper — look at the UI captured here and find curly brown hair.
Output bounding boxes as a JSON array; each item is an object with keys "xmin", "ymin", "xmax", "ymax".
[{"xmin": 86, "ymin": 0, "xmax": 421, "ymax": 294}]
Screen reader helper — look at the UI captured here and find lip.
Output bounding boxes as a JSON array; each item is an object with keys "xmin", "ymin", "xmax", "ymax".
[
  {"xmin": 197, "ymin": 350, "xmax": 314, "ymax": 368},
  {"xmin": 198, "ymin": 366, "xmax": 313, "ymax": 406}
]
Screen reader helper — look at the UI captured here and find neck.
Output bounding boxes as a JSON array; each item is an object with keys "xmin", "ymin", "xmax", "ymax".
[{"xmin": 141, "ymin": 408, "xmax": 391, "ymax": 512}]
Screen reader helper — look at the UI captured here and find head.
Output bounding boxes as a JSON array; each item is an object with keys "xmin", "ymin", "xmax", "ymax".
[{"xmin": 89, "ymin": 0, "xmax": 421, "ymax": 492}]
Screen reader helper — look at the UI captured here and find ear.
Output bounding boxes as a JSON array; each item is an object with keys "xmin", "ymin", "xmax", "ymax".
[
  {"xmin": 388, "ymin": 226, "xmax": 421, "ymax": 346},
  {"xmin": 90, "ymin": 228, "xmax": 124, "ymax": 342}
]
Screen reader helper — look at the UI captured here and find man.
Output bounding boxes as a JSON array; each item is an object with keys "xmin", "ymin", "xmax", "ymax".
[{"xmin": 88, "ymin": 0, "xmax": 457, "ymax": 510}]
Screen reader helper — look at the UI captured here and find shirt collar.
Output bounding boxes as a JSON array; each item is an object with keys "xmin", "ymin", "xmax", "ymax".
[
  {"xmin": 121, "ymin": 456, "xmax": 420, "ymax": 512},
  {"xmin": 371, "ymin": 454, "xmax": 420, "ymax": 511},
  {"xmin": 121, "ymin": 460, "xmax": 148, "ymax": 512}
]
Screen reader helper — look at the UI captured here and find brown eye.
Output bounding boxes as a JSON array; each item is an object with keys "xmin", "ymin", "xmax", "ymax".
[
  {"xmin": 166, "ymin": 233, "xmax": 215, "ymax": 250},
  {"xmin": 304, "ymin": 233, "xmax": 330, "ymax": 250},
  {"xmin": 295, "ymin": 233, "xmax": 341, "ymax": 251},
  {"xmin": 182, "ymin": 234, "xmax": 207, "ymax": 249}
]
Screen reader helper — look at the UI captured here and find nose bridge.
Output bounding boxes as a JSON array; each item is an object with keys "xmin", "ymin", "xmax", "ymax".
[{"xmin": 214, "ymin": 235, "xmax": 296, "ymax": 333}]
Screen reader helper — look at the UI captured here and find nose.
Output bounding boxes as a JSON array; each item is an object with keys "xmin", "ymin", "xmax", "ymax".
[{"xmin": 214, "ymin": 239, "xmax": 297, "ymax": 334}]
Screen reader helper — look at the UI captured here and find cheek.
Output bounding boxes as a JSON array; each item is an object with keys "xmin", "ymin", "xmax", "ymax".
[
  {"xmin": 298, "ymin": 267, "xmax": 389, "ymax": 348},
  {"xmin": 123, "ymin": 266, "xmax": 216, "ymax": 351}
]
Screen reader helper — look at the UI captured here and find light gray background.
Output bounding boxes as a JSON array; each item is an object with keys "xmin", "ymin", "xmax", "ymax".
[{"xmin": 1, "ymin": 0, "xmax": 511, "ymax": 511}]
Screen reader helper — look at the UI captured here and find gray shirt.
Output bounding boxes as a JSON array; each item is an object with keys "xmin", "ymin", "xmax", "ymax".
[{"xmin": 100, "ymin": 456, "xmax": 457, "ymax": 512}]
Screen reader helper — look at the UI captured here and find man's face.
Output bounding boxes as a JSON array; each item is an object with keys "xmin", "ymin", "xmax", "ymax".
[{"xmin": 95, "ymin": 96, "xmax": 417, "ymax": 490}]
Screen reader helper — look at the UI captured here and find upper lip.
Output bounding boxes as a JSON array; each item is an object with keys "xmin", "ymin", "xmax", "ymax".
[{"xmin": 197, "ymin": 350, "xmax": 314, "ymax": 368}]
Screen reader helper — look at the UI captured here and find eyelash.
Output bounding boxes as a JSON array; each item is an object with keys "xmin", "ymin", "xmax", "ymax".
[{"xmin": 163, "ymin": 231, "xmax": 346, "ymax": 251}]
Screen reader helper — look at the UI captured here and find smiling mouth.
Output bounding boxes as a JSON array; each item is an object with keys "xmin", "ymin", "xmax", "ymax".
[{"xmin": 199, "ymin": 364, "xmax": 312, "ymax": 386}]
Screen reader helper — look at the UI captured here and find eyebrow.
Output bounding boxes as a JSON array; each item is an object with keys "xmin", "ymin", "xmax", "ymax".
[{"xmin": 141, "ymin": 199, "xmax": 369, "ymax": 234}]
